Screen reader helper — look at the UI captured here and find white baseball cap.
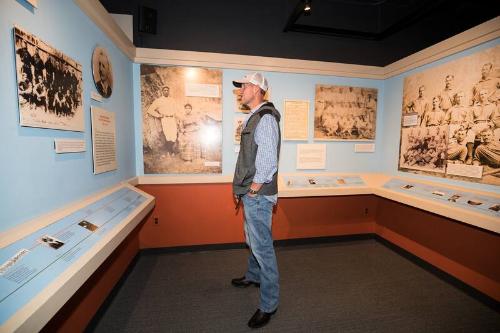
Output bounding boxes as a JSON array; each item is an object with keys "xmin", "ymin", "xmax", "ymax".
[{"xmin": 232, "ymin": 72, "xmax": 268, "ymax": 92}]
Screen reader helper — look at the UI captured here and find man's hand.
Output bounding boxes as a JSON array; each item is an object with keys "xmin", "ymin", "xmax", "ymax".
[
  {"xmin": 247, "ymin": 191, "xmax": 258, "ymax": 198},
  {"xmin": 233, "ymin": 194, "xmax": 242, "ymax": 210}
]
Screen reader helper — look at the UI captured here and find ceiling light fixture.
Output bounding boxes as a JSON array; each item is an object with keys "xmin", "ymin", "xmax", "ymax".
[{"xmin": 304, "ymin": 0, "xmax": 312, "ymax": 16}]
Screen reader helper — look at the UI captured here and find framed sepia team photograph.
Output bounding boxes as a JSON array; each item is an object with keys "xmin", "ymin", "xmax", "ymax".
[
  {"xmin": 92, "ymin": 46, "xmax": 113, "ymax": 98},
  {"xmin": 14, "ymin": 26, "xmax": 84, "ymax": 131},
  {"xmin": 314, "ymin": 84, "xmax": 377, "ymax": 141},
  {"xmin": 399, "ymin": 45, "xmax": 499, "ymax": 185},
  {"xmin": 399, "ymin": 126, "xmax": 448, "ymax": 174},
  {"xmin": 234, "ymin": 115, "xmax": 245, "ymax": 144},
  {"xmin": 141, "ymin": 65, "xmax": 223, "ymax": 174}
]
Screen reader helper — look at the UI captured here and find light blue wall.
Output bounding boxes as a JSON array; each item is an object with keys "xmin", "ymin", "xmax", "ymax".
[
  {"xmin": 0, "ymin": 1, "xmax": 136, "ymax": 232},
  {"xmin": 381, "ymin": 38, "xmax": 500, "ymax": 193},
  {"xmin": 133, "ymin": 65, "xmax": 385, "ymax": 176}
]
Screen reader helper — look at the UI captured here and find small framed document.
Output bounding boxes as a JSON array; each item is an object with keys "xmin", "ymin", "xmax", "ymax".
[
  {"xmin": 446, "ymin": 163, "xmax": 483, "ymax": 179},
  {"xmin": 185, "ymin": 83, "xmax": 220, "ymax": 98},
  {"xmin": 402, "ymin": 112, "xmax": 419, "ymax": 127},
  {"xmin": 296, "ymin": 144, "xmax": 326, "ymax": 169},
  {"xmin": 91, "ymin": 106, "xmax": 117, "ymax": 174},
  {"xmin": 54, "ymin": 139, "xmax": 86, "ymax": 153},
  {"xmin": 283, "ymin": 99, "xmax": 309, "ymax": 140}
]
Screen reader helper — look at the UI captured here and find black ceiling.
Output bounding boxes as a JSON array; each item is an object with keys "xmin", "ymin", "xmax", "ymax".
[{"xmin": 99, "ymin": 0, "xmax": 499, "ymax": 67}]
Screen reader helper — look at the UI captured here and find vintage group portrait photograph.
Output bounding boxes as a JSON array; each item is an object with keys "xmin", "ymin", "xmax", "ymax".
[
  {"xmin": 14, "ymin": 26, "xmax": 83, "ymax": 132},
  {"xmin": 314, "ymin": 84, "xmax": 377, "ymax": 141},
  {"xmin": 141, "ymin": 65, "xmax": 223, "ymax": 174},
  {"xmin": 399, "ymin": 45, "xmax": 499, "ymax": 185}
]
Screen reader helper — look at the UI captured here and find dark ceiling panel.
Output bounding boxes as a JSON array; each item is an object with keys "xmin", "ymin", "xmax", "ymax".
[{"xmin": 99, "ymin": 0, "xmax": 499, "ymax": 66}]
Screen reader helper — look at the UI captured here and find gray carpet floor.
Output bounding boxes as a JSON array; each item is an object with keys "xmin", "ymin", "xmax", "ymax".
[{"xmin": 88, "ymin": 239, "xmax": 500, "ymax": 332}]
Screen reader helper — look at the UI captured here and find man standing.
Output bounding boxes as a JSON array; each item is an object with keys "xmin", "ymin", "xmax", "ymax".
[
  {"xmin": 472, "ymin": 63, "xmax": 500, "ymax": 105},
  {"xmin": 231, "ymin": 72, "xmax": 281, "ymax": 329},
  {"xmin": 147, "ymin": 85, "xmax": 179, "ymax": 157},
  {"xmin": 407, "ymin": 85, "xmax": 430, "ymax": 126},
  {"xmin": 421, "ymin": 96, "xmax": 446, "ymax": 127},
  {"xmin": 473, "ymin": 129, "xmax": 500, "ymax": 168},
  {"xmin": 439, "ymin": 74, "xmax": 456, "ymax": 113},
  {"xmin": 466, "ymin": 88, "xmax": 496, "ymax": 164}
]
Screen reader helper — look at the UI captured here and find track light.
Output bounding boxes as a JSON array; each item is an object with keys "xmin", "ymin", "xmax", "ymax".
[{"xmin": 304, "ymin": 0, "xmax": 311, "ymax": 16}]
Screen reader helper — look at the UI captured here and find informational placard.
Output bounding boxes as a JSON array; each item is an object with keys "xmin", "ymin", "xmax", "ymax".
[
  {"xmin": 296, "ymin": 144, "xmax": 326, "ymax": 169},
  {"xmin": 91, "ymin": 107, "xmax": 117, "ymax": 174},
  {"xmin": 354, "ymin": 143, "xmax": 375, "ymax": 153},
  {"xmin": 185, "ymin": 83, "xmax": 220, "ymax": 98},
  {"xmin": 90, "ymin": 91, "xmax": 103, "ymax": 102},
  {"xmin": 283, "ymin": 99, "xmax": 309, "ymax": 140},
  {"xmin": 446, "ymin": 163, "xmax": 483, "ymax": 179},
  {"xmin": 0, "ymin": 187, "xmax": 148, "ymax": 327},
  {"xmin": 54, "ymin": 139, "xmax": 85, "ymax": 153},
  {"xmin": 402, "ymin": 113, "xmax": 418, "ymax": 127}
]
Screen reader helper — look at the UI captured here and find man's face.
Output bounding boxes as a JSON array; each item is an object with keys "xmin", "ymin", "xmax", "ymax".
[
  {"xmin": 99, "ymin": 59, "xmax": 108, "ymax": 81},
  {"xmin": 418, "ymin": 86, "xmax": 425, "ymax": 97},
  {"xmin": 240, "ymin": 83, "xmax": 256, "ymax": 105},
  {"xmin": 445, "ymin": 75, "xmax": 453, "ymax": 89},
  {"xmin": 456, "ymin": 130, "xmax": 466, "ymax": 142},
  {"xmin": 432, "ymin": 97, "xmax": 440, "ymax": 108},
  {"xmin": 479, "ymin": 89, "xmax": 489, "ymax": 102},
  {"xmin": 456, "ymin": 92, "xmax": 465, "ymax": 105},
  {"xmin": 481, "ymin": 64, "xmax": 491, "ymax": 78},
  {"xmin": 482, "ymin": 131, "xmax": 493, "ymax": 143},
  {"xmin": 162, "ymin": 87, "xmax": 170, "ymax": 97},
  {"xmin": 184, "ymin": 106, "xmax": 192, "ymax": 114}
]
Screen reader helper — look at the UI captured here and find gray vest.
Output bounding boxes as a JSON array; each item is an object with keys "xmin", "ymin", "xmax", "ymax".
[{"xmin": 233, "ymin": 102, "xmax": 281, "ymax": 195}]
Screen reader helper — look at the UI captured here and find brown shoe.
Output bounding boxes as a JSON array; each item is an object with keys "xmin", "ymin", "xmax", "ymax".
[
  {"xmin": 231, "ymin": 276, "xmax": 260, "ymax": 288},
  {"xmin": 248, "ymin": 309, "xmax": 276, "ymax": 329}
]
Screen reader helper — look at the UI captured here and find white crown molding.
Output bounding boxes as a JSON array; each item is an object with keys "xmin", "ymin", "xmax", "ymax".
[
  {"xmin": 383, "ymin": 16, "xmax": 500, "ymax": 78},
  {"xmin": 134, "ymin": 48, "xmax": 386, "ymax": 79},
  {"xmin": 73, "ymin": 0, "xmax": 135, "ymax": 59},
  {"xmin": 76, "ymin": 0, "xmax": 499, "ymax": 79}
]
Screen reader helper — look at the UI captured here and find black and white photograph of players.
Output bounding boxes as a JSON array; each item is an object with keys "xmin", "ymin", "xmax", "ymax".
[
  {"xmin": 78, "ymin": 220, "xmax": 99, "ymax": 232},
  {"xmin": 399, "ymin": 126, "xmax": 448, "ymax": 173},
  {"xmin": 14, "ymin": 27, "xmax": 83, "ymax": 131},
  {"xmin": 39, "ymin": 235, "xmax": 65, "ymax": 250},
  {"xmin": 314, "ymin": 85, "xmax": 377, "ymax": 141},
  {"xmin": 400, "ymin": 45, "xmax": 499, "ymax": 185},
  {"xmin": 141, "ymin": 65, "xmax": 222, "ymax": 174}
]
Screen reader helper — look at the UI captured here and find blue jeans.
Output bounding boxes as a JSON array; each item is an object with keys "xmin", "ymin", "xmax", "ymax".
[{"xmin": 242, "ymin": 194, "xmax": 279, "ymax": 313}]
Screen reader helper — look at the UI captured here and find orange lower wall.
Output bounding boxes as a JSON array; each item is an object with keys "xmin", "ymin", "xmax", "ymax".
[
  {"xmin": 375, "ymin": 198, "xmax": 500, "ymax": 301},
  {"xmin": 41, "ymin": 222, "xmax": 142, "ymax": 332},
  {"xmin": 137, "ymin": 184, "xmax": 377, "ymax": 248}
]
